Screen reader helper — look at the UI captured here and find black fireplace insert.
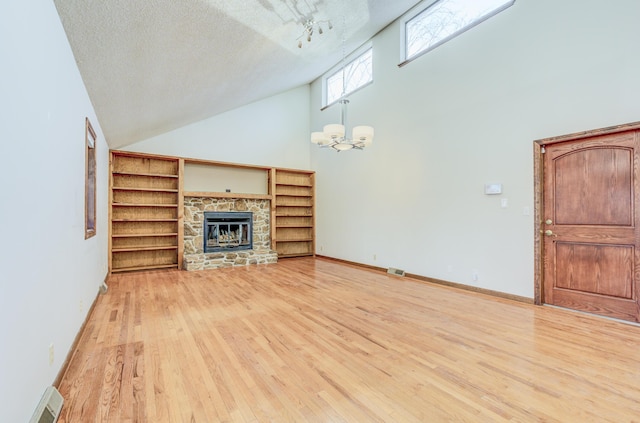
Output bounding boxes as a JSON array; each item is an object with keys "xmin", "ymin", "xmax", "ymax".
[{"xmin": 203, "ymin": 212, "xmax": 253, "ymax": 253}]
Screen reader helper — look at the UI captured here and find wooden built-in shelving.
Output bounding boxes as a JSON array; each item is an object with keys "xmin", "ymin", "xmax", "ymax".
[
  {"xmin": 112, "ymin": 246, "xmax": 179, "ymax": 252},
  {"xmin": 111, "ymin": 233, "xmax": 179, "ymax": 237},
  {"xmin": 109, "ymin": 152, "xmax": 183, "ymax": 273},
  {"xmin": 112, "ymin": 219, "xmax": 179, "ymax": 222},
  {"xmin": 271, "ymin": 169, "xmax": 315, "ymax": 257},
  {"xmin": 112, "ymin": 171, "xmax": 179, "ymax": 178},
  {"xmin": 109, "ymin": 151, "xmax": 315, "ymax": 271}
]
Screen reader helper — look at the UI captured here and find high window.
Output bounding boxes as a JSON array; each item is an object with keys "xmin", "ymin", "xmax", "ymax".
[
  {"xmin": 402, "ymin": 0, "xmax": 515, "ymax": 64},
  {"xmin": 324, "ymin": 46, "xmax": 373, "ymax": 106}
]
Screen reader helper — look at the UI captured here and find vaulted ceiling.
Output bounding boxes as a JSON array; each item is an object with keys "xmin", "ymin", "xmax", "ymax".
[{"xmin": 53, "ymin": 0, "xmax": 423, "ymax": 148}]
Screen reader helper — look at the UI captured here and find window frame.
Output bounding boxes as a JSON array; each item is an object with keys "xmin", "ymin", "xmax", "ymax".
[
  {"xmin": 85, "ymin": 117, "xmax": 97, "ymax": 239},
  {"xmin": 322, "ymin": 43, "xmax": 373, "ymax": 109},
  {"xmin": 399, "ymin": 0, "xmax": 515, "ymax": 67}
]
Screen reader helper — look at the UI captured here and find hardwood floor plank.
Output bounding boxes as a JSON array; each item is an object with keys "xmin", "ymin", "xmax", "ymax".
[{"xmin": 57, "ymin": 257, "xmax": 640, "ymax": 422}]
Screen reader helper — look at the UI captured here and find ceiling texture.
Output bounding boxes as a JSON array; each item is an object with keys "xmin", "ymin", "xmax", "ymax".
[{"xmin": 53, "ymin": 0, "xmax": 423, "ymax": 148}]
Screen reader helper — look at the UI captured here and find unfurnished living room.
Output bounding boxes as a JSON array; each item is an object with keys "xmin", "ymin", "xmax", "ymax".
[{"xmin": 3, "ymin": 0, "xmax": 640, "ymax": 422}]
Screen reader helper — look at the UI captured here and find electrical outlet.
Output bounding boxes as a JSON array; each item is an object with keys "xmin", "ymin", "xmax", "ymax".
[
  {"xmin": 48, "ymin": 343, "xmax": 54, "ymax": 366},
  {"xmin": 373, "ymin": 254, "xmax": 377, "ymax": 261},
  {"xmin": 79, "ymin": 299, "xmax": 84, "ymax": 314},
  {"xmin": 472, "ymin": 270, "xmax": 479, "ymax": 282}
]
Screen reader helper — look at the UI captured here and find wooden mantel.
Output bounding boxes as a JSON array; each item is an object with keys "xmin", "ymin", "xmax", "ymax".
[{"xmin": 183, "ymin": 191, "xmax": 272, "ymax": 200}]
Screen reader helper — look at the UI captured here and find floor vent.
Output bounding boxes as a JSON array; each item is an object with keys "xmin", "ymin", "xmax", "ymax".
[
  {"xmin": 30, "ymin": 386, "xmax": 63, "ymax": 423},
  {"xmin": 387, "ymin": 267, "xmax": 406, "ymax": 277}
]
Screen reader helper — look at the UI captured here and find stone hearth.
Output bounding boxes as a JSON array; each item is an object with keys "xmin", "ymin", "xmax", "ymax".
[{"xmin": 183, "ymin": 197, "xmax": 277, "ymax": 270}]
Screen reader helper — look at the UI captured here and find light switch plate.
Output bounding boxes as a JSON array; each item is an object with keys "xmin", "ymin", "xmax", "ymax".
[{"xmin": 484, "ymin": 183, "xmax": 502, "ymax": 195}]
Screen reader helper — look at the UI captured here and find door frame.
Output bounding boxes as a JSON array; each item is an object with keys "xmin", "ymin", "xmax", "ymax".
[{"xmin": 533, "ymin": 120, "xmax": 640, "ymax": 306}]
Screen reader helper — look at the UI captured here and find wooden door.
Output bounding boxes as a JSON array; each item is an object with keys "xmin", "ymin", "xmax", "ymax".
[{"xmin": 542, "ymin": 130, "xmax": 640, "ymax": 322}]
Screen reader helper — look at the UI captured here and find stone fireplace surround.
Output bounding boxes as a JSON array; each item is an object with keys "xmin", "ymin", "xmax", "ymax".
[{"xmin": 183, "ymin": 197, "xmax": 278, "ymax": 270}]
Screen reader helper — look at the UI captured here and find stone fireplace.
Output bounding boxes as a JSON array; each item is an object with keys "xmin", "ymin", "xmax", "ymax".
[{"xmin": 183, "ymin": 197, "xmax": 277, "ymax": 270}]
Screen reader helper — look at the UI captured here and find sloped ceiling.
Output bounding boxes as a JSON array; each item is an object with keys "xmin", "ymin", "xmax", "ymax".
[{"xmin": 53, "ymin": 0, "xmax": 423, "ymax": 148}]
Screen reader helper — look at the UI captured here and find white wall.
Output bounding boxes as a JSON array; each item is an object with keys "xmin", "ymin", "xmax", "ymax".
[
  {"xmin": 123, "ymin": 86, "xmax": 312, "ymax": 170},
  {"xmin": 0, "ymin": 1, "xmax": 109, "ymax": 422},
  {"xmin": 310, "ymin": 0, "xmax": 640, "ymax": 298}
]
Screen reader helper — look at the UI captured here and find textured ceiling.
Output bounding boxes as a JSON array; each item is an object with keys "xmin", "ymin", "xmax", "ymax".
[{"xmin": 53, "ymin": 0, "xmax": 423, "ymax": 148}]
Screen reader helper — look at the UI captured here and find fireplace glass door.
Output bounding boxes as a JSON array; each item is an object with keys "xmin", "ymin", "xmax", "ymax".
[{"xmin": 203, "ymin": 212, "xmax": 253, "ymax": 253}]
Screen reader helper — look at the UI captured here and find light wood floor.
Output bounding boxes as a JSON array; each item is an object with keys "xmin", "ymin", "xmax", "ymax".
[{"xmin": 58, "ymin": 257, "xmax": 640, "ymax": 422}]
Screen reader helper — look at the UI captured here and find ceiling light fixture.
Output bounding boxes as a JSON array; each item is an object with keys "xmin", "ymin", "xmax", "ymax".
[
  {"xmin": 311, "ymin": 98, "xmax": 374, "ymax": 151},
  {"xmin": 297, "ymin": 17, "xmax": 332, "ymax": 48},
  {"xmin": 310, "ymin": 20, "xmax": 374, "ymax": 152}
]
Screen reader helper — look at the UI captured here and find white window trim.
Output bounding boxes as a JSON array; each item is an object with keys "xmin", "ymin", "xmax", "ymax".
[
  {"xmin": 398, "ymin": 0, "xmax": 515, "ymax": 67},
  {"xmin": 321, "ymin": 42, "xmax": 373, "ymax": 109}
]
